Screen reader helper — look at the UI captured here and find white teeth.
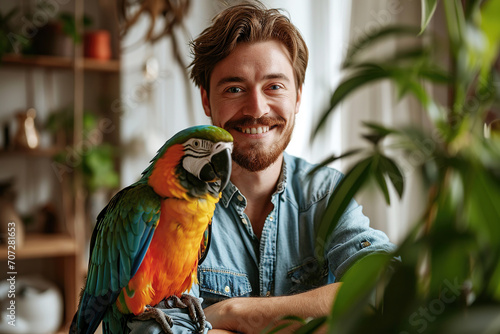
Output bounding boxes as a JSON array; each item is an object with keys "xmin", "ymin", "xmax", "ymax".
[{"xmin": 240, "ymin": 126, "xmax": 270, "ymax": 134}]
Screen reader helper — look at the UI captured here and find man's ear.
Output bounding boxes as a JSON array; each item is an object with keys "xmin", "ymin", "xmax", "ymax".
[
  {"xmin": 295, "ymin": 85, "xmax": 303, "ymax": 115},
  {"xmin": 201, "ymin": 87, "xmax": 211, "ymax": 117}
]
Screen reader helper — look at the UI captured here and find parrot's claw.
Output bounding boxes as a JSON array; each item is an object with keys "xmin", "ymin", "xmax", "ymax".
[
  {"xmin": 167, "ymin": 294, "xmax": 206, "ymax": 333},
  {"xmin": 136, "ymin": 306, "xmax": 174, "ymax": 334}
]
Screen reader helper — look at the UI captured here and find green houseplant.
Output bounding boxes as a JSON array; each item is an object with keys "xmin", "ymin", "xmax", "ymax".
[
  {"xmin": 268, "ymin": 0, "xmax": 500, "ymax": 333},
  {"xmin": 46, "ymin": 108, "xmax": 119, "ymax": 194}
]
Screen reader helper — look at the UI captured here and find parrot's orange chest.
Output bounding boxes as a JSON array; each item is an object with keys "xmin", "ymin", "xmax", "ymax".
[{"xmin": 117, "ymin": 196, "xmax": 217, "ymax": 315}]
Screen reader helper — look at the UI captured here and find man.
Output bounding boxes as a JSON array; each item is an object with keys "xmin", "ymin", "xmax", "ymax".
[{"xmin": 130, "ymin": 2, "xmax": 396, "ymax": 333}]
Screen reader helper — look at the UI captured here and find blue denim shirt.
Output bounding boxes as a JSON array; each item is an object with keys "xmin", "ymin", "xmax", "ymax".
[{"xmin": 129, "ymin": 152, "xmax": 396, "ymax": 333}]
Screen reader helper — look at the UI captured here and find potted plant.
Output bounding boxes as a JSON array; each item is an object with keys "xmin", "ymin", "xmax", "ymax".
[
  {"xmin": 269, "ymin": 1, "xmax": 500, "ymax": 333},
  {"xmin": 32, "ymin": 9, "xmax": 92, "ymax": 57},
  {"xmin": 0, "ymin": 6, "xmax": 30, "ymax": 58},
  {"xmin": 45, "ymin": 108, "xmax": 119, "ymax": 195}
]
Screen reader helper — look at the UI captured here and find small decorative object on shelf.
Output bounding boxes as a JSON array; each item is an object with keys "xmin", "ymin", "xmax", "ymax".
[
  {"xmin": 84, "ymin": 30, "xmax": 111, "ymax": 60},
  {"xmin": 14, "ymin": 108, "xmax": 40, "ymax": 150},
  {"xmin": 0, "ymin": 277, "xmax": 64, "ymax": 333},
  {"xmin": 0, "ymin": 178, "xmax": 25, "ymax": 249}
]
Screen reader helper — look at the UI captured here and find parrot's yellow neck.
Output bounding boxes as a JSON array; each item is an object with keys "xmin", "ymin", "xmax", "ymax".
[{"xmin": 148, "ymin": 144, "xmax": 189, "ymax": 199}]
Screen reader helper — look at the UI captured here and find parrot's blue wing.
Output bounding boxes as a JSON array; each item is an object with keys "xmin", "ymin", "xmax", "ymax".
[{"xmin": 71, "ymin": 183, "xmax": 161, "ymax": 334}]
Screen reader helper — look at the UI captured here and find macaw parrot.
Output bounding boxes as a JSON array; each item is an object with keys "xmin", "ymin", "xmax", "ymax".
[{"xmin": 70, "ymin": 125, "xmax": 233, "ymax": 334}]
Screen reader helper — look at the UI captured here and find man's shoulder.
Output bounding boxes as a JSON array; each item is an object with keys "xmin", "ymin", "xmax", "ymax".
[{"xmin": 283, "ymin": 153, "xmax": 344, "ymax": 209}]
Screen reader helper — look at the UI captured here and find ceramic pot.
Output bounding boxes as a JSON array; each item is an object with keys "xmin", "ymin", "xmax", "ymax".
[{"xmin": 84, "ymin": 30, "xmax": 111, "ymax": 60}]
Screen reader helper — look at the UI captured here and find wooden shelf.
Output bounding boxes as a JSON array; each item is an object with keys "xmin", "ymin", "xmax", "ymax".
[
  {"xmin": 0, "ymin": 147, "xmax": 61, "ymax": 158},
  {"xmin": 1, "ymin": 54, "xmax": 120, "ymax": 73},
  {"xmin": 0, "ymin": 233, "xmax": 77, "ymax": 260}
]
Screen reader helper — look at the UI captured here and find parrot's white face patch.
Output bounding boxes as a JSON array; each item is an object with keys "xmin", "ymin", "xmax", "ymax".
[{"xmin": 182, "ymin": 139, "xmax": 233, "ymax": 180}]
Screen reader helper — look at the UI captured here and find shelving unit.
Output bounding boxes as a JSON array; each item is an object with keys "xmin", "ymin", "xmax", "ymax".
[
  {"xmin": 0, "ymin": 234, "xmax": 77, "ymax": 260},
  {"xmin": 0, "ymin": 1, "xmax": 121, "ymax": 332},
  {"xmin": 0, "ymin": 146, "xmax": 61, "ymax": 158},
  {"xmin": 2, "ymin": 53, "xmax": 121, "ymax": 72}
]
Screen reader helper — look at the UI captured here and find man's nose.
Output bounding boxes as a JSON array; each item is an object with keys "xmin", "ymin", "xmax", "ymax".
[{"xmin": 243, "ymin": 89, "xmax": 269, "ymax": 118}]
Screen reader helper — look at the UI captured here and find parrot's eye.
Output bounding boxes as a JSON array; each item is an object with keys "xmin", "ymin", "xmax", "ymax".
[{"xmin": 193, "ymin": 140, "xmax": 200, "ymax": 147}]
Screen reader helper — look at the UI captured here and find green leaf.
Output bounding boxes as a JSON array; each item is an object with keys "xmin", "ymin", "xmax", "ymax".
[
  {"xmin": 418, "ymin": 65, "xmax": 452, "ymax": 84},
  {"xmin": 329, "ymin": 253, "xmax": 392, "ymax": 330},
  {"xmin": 463, "ymin": 162, "xmax": 500, "ymax": 240},
  {"xmin": 294, "ymin": 317, "xmax": 327, "ymax": 334},
  {"xmin": 307, "ymin": 149, "xmax": 362, "ymax": 176},
  {"xmin": 373, "ymin": 158, "xmax": 391, "ymax": 205},
  {"xmin": 443, "ymin": 0, "xmax": 466, "ymax": 53},
  {"xmin": 379, "ymin": 155, "xmax": 404, "ymax": 198},
  {"xmin": 262, "ymin": 315, "xmax": 307, "ymax": 334},
  {"xmin": 420, "ymin": 0, "xmax": 438, "ymax": 34},
  {"xmin": 363, "ymin": 122, "xmax": 400, "ymax": 137},
  {"xmin": 479, "ymin": 0, "xmax": 500, "ymax": 81},
  {"xmin": 280, "ymin": 315, "xmax": 307, "ymax": 324},
  {"xmin": 262, "ymin": 322, "xmax": 294, "ymax": 334},
  {"xmin": 316, "ymin": 157, "xmax": 373, "ymax": 260},
  {"xmin": 396, "ymin": 73, "xmax": 431, "ymax": 106},
  {"xmin": 489, "ymin": 261, "xmax": 500, "ymax": 300},
  {"xmin": 313, "ymin": 65, "xmax": 391, "ymax": 137},
  {"xmin": 343, "ymin": 25, "xmax": 420, "ymax": 68}
]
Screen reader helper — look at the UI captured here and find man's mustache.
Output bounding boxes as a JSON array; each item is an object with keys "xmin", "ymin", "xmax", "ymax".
[{"xmin": 224, "ymin": 115, "xmax": 286, "ymax": 129}]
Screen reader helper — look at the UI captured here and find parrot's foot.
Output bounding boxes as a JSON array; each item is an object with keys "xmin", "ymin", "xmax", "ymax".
[
  {"xmin": 136, "ymin": 306, "xmax": 174, "ymax": 334},
  {"xmin": 167, "ymin": 294, "xmax": 206, "ymax": 334}
]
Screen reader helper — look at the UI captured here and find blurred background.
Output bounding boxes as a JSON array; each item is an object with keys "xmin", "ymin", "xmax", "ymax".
[{"xmin": 0, "ymin": 0, "xmax": 465, "ymax": 332}]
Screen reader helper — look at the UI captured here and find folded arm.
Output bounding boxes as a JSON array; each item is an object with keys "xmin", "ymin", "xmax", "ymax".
[{"xmin": 205, "ymin": 282, "xmax": 342, "ymax": 334}]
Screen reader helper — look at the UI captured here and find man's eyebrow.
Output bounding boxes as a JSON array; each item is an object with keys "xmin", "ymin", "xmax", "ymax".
[
  {"xmin": 262, "ymin": 73, "xmax": 291, "ymax": 82},
  {"xmin": 215, "ymin": 76, "xmax": 245, "ymax": 88},
  {"xmin": 215, "ymin": 73, "xmax": 291, "ymax": 88}
]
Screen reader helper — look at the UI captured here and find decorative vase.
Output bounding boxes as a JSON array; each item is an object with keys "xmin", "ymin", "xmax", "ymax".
[
  {"xmin": 0, "ymin": 277, "xmax": 64, "ymax": 333},
  {"xmin": 84, "ymin": 30, "xmax": 111, "ymax": 60},
  {"xmin": 14, "ymin": 108, "xmax": 40, "ymax": 150}
]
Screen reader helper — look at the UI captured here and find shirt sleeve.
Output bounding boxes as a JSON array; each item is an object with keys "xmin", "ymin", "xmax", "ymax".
[
  {"xmin": 127, "ymin": 284, "xmax": 212, "ymax": 334},
  {"xmin": 324, "ymin": 199, "xmax": 398, "ymax": 281}
]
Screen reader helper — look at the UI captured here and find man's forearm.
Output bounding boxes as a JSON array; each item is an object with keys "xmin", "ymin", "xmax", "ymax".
[{"xmin": 206, "ymin": 283, "xmax": 341, "ymax": 334}]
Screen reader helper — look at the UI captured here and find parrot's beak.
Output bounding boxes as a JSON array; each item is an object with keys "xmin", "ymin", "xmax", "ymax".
[
  {"xmin": 200, "ymin": 142, "xmax": 233, "ymax": 195},
  {"xmin": 211, "ymin": 147, "xmax": 232, "ymax": 191}
]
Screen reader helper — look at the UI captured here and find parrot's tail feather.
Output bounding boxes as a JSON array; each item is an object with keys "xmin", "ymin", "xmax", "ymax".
[
  {"xmin": 102, "ymin": 304, "xmax": 130, "ymax": 334},
  {"xmin": 73, "ymin": 290, "xmax": 118, "ymax": 334}
]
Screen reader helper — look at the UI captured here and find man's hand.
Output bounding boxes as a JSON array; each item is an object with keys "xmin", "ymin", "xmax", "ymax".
[{"xmin": 205, "ymin": 283, "xmax": 341, "ymax": 334}]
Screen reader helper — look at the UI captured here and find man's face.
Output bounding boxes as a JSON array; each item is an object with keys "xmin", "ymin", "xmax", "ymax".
[{"xmin": 201, "ymin": 40, "xmax": 302, "ymax": 172}]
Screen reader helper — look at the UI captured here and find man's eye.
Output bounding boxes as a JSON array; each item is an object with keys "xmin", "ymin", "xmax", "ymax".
[
  {"xmin": 227, "ymin": 87, "xmax": 242, "ymax": 93},
  {"xmin": 269, "ymin": 84, "xmax": 282, "ymax": 90}
]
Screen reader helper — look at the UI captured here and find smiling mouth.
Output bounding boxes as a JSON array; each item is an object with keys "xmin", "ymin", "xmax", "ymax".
[{"xmin": 236, "ymin": 126, "xmax": 271, "ymax": 134}]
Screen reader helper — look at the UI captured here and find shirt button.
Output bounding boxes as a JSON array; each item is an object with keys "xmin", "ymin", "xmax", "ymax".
[
  {"xmin": 266, "ymin": 291, "xmax": 271, "ymax": 297},
  {"xmin": 241, "ymin": 218, "xmax": 248, "ymax": 225},
  {"xmin": 225, "ymin": 286, "xmax": 231, "ymax": 293},
  {"xmin": 269, "ymin": 216, "xmax": 274, "ymax": 221},
  {"xmin": 237, "ymin": 195, "xmax": 244, "ymax": 202}
]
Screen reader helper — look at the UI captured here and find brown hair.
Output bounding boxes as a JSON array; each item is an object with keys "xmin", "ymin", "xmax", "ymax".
[{"xmin": 189, "ymin": 1, "xmax": 308, "ymax": 93}]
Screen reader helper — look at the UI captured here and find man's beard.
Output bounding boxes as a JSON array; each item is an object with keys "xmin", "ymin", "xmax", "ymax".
[{"xmin": 224, "ymin": 115, "xmax": 294, "ymax": 172}]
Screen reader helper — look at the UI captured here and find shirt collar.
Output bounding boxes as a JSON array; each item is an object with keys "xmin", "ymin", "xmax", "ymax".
[
  {"xmin": 220, "ymin": 181, "xmax": 240, "ymax": 208},
  {"xmin": 219, "ymin": 153, "xmax": 289, "ymax": 208}
]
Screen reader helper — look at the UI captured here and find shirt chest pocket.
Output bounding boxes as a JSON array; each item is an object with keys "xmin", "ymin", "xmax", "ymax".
[{"xmin": 198, "ymin": 268, "xmax": 252, "ymax": 306}]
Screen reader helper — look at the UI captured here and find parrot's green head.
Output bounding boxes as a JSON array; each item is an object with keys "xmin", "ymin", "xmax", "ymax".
[{"xmin": 143, "ymin": 125, "xmax": 233, "ymax": 199}]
